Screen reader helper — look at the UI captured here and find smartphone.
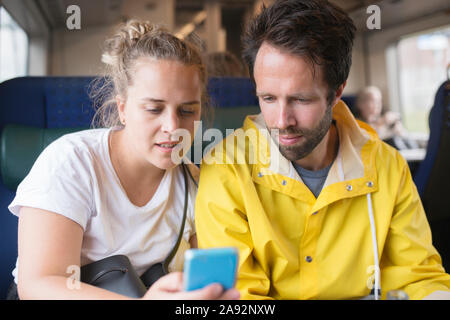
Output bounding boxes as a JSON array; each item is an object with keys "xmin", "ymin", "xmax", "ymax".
[{"xmin": 183, "ymin": 247, "xmax": 238, "ymax": 291}]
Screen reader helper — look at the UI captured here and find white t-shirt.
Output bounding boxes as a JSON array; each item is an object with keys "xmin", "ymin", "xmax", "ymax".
[{"xmin": 8, "ymin": 128, "xmax": 198, "ymax": 284}]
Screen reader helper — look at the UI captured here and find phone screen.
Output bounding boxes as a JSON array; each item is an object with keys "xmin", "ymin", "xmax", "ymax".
[{"xmin": 183, "ymin": 247, "xmax": 238, "ymax": 291}]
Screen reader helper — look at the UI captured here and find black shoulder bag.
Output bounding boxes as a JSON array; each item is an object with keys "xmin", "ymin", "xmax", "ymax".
[{"xmin": 80, "ymin": 163, "xmax": 191, "ymax": 298}]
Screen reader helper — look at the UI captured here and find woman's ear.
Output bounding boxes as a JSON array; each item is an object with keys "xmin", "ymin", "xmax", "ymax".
[{"xmin": 116, "ymin": 95, "xmax": 126, "ymax": 125}]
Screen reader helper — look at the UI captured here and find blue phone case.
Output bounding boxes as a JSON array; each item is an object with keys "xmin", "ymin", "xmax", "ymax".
[{"xmin": 183, "ymin": 247, "xmax": 238, "ymax": 291}]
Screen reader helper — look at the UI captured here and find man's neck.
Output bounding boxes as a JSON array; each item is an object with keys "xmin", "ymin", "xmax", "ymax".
[{"xmin": 294, "ymin": 122, "xmax": 339, "ymax": 171}]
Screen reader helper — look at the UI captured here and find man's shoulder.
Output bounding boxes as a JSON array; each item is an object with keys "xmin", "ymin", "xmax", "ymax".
[
  {"xmin": 369, "ymin": 138, "xmax": 410, "ymax": 180},
  {"xmin": 378, "ymin": 139, "xmax": 407, "ymax": 165},
  {"xmin": 354, "ymin": 119, "xmax": 406, "ymax": 168}
]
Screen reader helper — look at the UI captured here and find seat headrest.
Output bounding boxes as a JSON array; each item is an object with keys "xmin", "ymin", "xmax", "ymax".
[{"xmin": 0, "ymin": 124, "xmax": 86, "ymax": 190}]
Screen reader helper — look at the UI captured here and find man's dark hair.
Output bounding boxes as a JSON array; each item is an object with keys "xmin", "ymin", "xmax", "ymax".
[{"xmin": 242, "ymin": 0, "xmax": 356, "ymax": 104}]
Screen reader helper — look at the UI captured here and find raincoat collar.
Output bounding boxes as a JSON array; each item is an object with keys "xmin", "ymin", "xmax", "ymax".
[{"xmin": 244, "ymin": 100, "xmax": 380, "ymax": 208}]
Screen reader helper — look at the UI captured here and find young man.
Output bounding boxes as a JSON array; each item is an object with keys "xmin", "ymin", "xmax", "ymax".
[{"xmin": 195, "ymin": 0, "xmax": 450, "ymax": 299}]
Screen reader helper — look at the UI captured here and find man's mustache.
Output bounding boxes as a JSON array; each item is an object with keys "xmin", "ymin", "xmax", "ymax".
[{"xmin": 270, "ymin": 127, "xmax": 309, "ymax": 136}]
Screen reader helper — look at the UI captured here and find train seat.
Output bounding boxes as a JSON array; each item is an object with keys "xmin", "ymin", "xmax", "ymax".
[
  {"xmin": 0, "ymin": 76, "xmax": 95, "ymax": 298},
  {"xmin": 0, "ymin": 76, "xmax": 259, "ymax": 298},
  {"xmin": 413, "ymin": 80, "xmax": 450, "ymax": 272}
]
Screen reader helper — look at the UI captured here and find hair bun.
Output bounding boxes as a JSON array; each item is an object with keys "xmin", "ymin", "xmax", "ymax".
[
  {"xmin": 125, "ymin": 20, "xmax": 154, "ymax": 42},
  {"xmin": 101, "ymin": 20, "xmax": 159, "ymax": 66}
]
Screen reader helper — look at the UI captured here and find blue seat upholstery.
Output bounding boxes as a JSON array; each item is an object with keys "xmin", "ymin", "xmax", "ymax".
[
  {"xmin": 0, "ymin": 77, "xmax": 96, "ymax": 132},
  {"xmin": 0, "ymin": 76, "xmax": 261, "ymax": 298},
  {"xmin": 208, "ymin": 77, "xmax": 259, "ymax": 107},
  {"xmin": 0, "ymin": 76, "xmax": 95, "ymax": 299}
]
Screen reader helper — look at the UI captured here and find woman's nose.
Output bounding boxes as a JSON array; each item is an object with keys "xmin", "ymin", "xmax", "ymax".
[{"xmin": 161, "ymin": 110, "xmax": 180, "ymax": 133}]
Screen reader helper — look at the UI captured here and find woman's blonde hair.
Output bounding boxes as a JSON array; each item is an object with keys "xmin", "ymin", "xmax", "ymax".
[{"xmin": 90, "ymin": 20, "xmax": 209, "ymax": 128}]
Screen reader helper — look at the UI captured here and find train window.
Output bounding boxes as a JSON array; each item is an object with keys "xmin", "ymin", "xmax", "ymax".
[
  {"xmin": 398, "ymin": 25, "xmax": 450, "ymax": 134},
  {"xmin": 0, "ymin": 6, "xmax": 28, "ymax": 83}
]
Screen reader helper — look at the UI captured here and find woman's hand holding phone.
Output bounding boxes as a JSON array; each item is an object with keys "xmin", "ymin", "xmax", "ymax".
[
  {"xmin": 142, "ymin": 247, "xmax": 240, "ymax": 300},
  {"xmin": 141, "ymin": 272, "xmax": 240, "ymax": 300}
]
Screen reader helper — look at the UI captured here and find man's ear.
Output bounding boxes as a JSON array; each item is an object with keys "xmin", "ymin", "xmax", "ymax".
[{"xmin": 332, "ymin": 81, "xmax": 347, "ymax": 107}]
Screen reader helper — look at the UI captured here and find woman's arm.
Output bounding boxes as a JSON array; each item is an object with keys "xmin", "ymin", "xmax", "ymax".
[
  {"xmin": 17, "ymin": 207, "xmax": 239, "ymax": 300},
  {"xmin": 17, "ymin": 206, "xmax": 131, "ymax": 299}
]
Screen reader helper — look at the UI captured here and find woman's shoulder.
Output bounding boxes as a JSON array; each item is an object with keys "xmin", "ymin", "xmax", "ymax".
[
  {"xmin": 45, "ymin": 128, "xmax": 109, "ymax": 158},
  {"xmin": 51, "ymin": 128, "xmax": 109, "ymax": 148},
  {"xmin": 35, "ymin": 128, "xmax": 111, "ymax": 174}
]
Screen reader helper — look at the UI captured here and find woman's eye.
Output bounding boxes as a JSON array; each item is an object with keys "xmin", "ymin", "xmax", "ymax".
[
  {"xmin": 262, "ymin": 96, "xmax": 275, "ymax": 103},
  {"xmin": 145, "ymin": 107, "xmax": 162, "ymax": 113}
]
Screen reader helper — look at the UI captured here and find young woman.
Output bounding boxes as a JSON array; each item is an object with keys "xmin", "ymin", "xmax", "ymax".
[{"xmin": 7, "ymin": 20, "xmax": 239, "ymax": 300}]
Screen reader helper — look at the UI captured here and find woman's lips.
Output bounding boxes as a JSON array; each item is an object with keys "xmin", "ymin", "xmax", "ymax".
[
  {"xmin": 278, "ymin": 135, "xmax": 302, "ymax": 146},
  {"xmin": 155, "ymin": 142, "xmax": 179, "ymax": 153}
]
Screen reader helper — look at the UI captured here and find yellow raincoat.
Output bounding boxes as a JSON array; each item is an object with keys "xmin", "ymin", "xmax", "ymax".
[{"xmin": 195, "ymin": 101, "xmax": 450, "ymax": 300}]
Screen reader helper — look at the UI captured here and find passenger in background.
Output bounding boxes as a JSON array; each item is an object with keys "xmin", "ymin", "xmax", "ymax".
[
  {"xmin": 206, "ymin": 51, "xmax": 248, "ymax": 77},
  {"xmin": 7, "ymin": 20, "xmax": 239, "ymax": 300},
  {"xmin": 355, "ymin": 86, "xmax": 418, "ymax": 149}
]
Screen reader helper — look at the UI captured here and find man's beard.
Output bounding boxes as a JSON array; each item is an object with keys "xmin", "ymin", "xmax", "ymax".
[{"xmin": 271, "ymin": 106, "xmax": 333, "ymax": 162}]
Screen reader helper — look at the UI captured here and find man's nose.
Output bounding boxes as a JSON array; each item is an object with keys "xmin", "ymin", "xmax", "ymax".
[{"xmin": 276, "ymin": 102, "xmax": 296, "ymax": 129}]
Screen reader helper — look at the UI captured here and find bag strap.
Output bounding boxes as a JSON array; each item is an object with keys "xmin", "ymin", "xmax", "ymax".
[
  {"xmin": 185, "ymin": 163, "xmax": 199, "ymax": 188},
  {"xmin": 162, "ymin": 161, "xmax": 190, "ymax": 272}
]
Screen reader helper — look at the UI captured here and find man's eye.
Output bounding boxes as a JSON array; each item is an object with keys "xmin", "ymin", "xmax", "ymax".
[
  {"xmin": 180, "ymin": 109, "xmax": 195, "ymax": 116},
  {"xmin": 295, "ymin": 98, "xmax": 311, "ymax": 104}
]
